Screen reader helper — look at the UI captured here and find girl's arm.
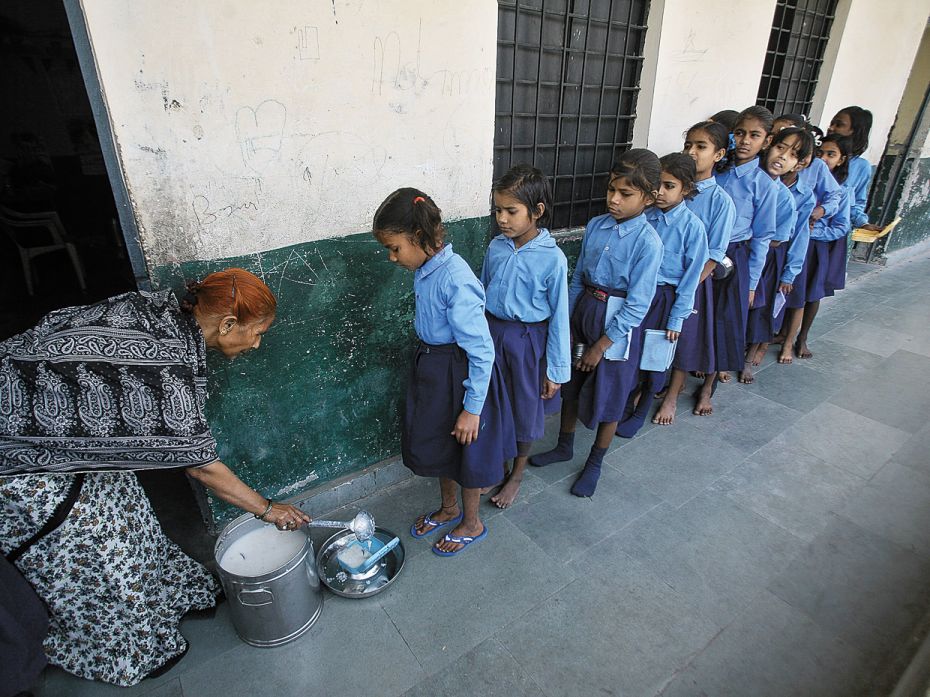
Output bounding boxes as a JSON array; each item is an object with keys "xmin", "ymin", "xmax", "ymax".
[
  {"xmin": 706, "ymin": 193, "xmax": 736, "ymax": 265},
  {"xmin": 828, "ymin": 191, "xmax": 852, "ymax": 241},
  {"xmin": 815, "ymin": 159, "xmax": 844, "ymax": 219},
  {"xmin": 567, "ymin": 224, "xmax": 591, "ymax": 314},
  {"xmin": 545, "ymin": 253, "xmax": 572, "ymax": 385},
  {"xmin": 747, "ymin": 178, "xmax": 779, "ymax": 292},
  {"xmin": 667, "ymin": 219, "xmax": 710, "ymax": 337},
  {"xmin": 445, "ymin": 268, "xmax": 494, "ymax": 417},
  {"xmin": 848, "ymin": 158, "xmax": 872, "ymax": 227}
]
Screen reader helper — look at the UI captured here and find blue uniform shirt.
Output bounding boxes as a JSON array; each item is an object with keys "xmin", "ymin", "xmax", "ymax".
[
  {"xmin": 686, "ymin": 177, "xmax": 735, "ymax": 264},
  {"xmin": 645, "ymin": 203, "xmax": 709, "ymax": 332},
  {"xmin": 846, "ymin": 156, "xmax": 873, "ymax": 227},
  {"xmin": 481, "ymin": 228, "xmax": 571, "ymax": 384},
  {"xmin": 772, "ymin": 180, "xmax": 797, "ymax": 244},
  {"xmin": 414, "ymin": 244, "xmax": 494, "ymax": 414},
  {"xmin": 783, "ymin": 178, "xmax": 816, "ymax": 284},
  {"xmin": 811, "ymin": 186, "xmax": 851, "ymax": 242},
  {"xmin": 569, "ymin": 213, "xmax": 663, "ymax": 344},
  {"xmin": 717, "ymin": 159, "xmax": 779, "ymax": 291},
  {"xmin": 799, "ymin": 157, "xmax": 844, "ymax": 219}
]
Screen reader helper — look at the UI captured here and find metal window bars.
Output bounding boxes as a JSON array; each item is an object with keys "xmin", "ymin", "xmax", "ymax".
[
  {"xmin": 757, "ymin": 0, "xmax": 839, "ymax": 117},
  {"xmin": 494, "ymin": 0, "xmax": 651, "ymax": 230}
]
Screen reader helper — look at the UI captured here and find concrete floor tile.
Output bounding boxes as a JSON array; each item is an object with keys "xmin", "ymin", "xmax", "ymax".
[
  {"xmin": 660, "ymin": 591, "xmax": 876, "ymax": 697},
  {"xmin": 786, "ymin": 336, "xmax": 884, "ymax": 379},
  {"xmin": 497, "ymin": 572, "xmax": 718, "ymax": 697},
  {"xmin": 35, "ymin": 670, "xmax": 183, "ymax": 697},
  {"xmin": 684, "ymin": 385, "xmax": 802, "ymax": 455},
  {"xmin": 713, "ymin": 440, "xmax": 864, "ymax": 543},
  {"xmin": 836, "ymin": 461, "xmax": 930, "ymax": 558},
  {"xmin": 828, "ymin": 350, "xmax": 930, "ymax": 433},
  {"xmin": 503, "ymin": 465, "xmax": 663, "ymax": 563},
  {"xmin": 771, "ymin": 403, "xmax": 910, "ymax": 479},
  {"xmin": 742, "ymin": 360, "xmax": 839, "ymax": 413},
  {"xmin": 605, "ymin": 421, "xmax": 746, "ymax": 506},
  {"xmin": 522, "ymin": 424, "xmax": 599, "ymax": 485},
  {"xmin": 891, "ymin": 424, "xmax": 930, "ymax": 477},
  {"xmin": 402, "ymin": 638, "xmax": 545, "ymax": 697},
  {"xmin": 821, "ymin": 319, "xmax": 912, "ymax": 357},
  {"xmin": 605, "ymin": 491, "xmax": 803, "ymax": 627},
  {"xmin": 180, "ymin": 596, "xmax": 424, "ymax": 697},
  {"xmin": 378, "ymin": 516, "xmax": 573, "ymax": 672},
  {"xmin": 768, "ymin": 515, "xmax": 930, "ymax": 659}
]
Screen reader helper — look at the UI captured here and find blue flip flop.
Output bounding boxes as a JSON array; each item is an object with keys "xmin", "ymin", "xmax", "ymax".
[
  {"xmin": 410, "ymin": 511, "xmax": 463, "ymax": 539},
  {"xmin": 431, "ymin": 525, "xmax": 488, "ymax": 556}
]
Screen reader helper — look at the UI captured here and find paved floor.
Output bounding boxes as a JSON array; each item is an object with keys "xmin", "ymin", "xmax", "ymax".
[{"xmin": 34, "ymin": 252, "xmax": 930, "ymax": 697}]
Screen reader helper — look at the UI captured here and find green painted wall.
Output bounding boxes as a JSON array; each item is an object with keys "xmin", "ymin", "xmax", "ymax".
[
  {"xmin": 151, "ymin": 217, "xmax": 495, "ymax": 523},
  {"xmin": 887, "ymin": 157, "xmax": 930, "ymax": 253}
]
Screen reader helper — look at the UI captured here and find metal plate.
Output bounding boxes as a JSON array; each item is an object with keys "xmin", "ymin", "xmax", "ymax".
[{"xmin": 316, "ymin": 527, "xmax": 405, "ymax": 599}]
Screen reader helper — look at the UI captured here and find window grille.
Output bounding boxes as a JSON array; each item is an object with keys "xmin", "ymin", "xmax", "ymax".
[
  {"xmin": 757, "ymin": 0, "xmax": 838, "ymax": 116},
  {"xmin": 494, "ymin": 0, "xmax": 651, "ymax": 229}
]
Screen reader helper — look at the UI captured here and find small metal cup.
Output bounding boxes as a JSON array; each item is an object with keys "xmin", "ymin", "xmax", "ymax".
[
  {"xmin": 572, "ymin": 342, "xmax": 586, "ymax": 361},
  {"xmin": 712, "ymin": 255, "xmax": 734, "ymax": 280}
]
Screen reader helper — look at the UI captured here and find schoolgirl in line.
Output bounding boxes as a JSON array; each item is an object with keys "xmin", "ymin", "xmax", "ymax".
[
  {"xmin": 827, "ymin": 106, "xmax": 878, "ymax": 231},
  {"xmin": 741, "ymin": 126, "xmax": 815, "ymax": 381},
  {"xmin": 653, "ymin": 121, "xmax": 735, "ymax": 422},
  {"xmin": 530, "ymin": 150, "xmax": 663, "ymax": 497},
  {"xmin": 779, "ymin": 134, "xmax": 853, "ymax": 361},
  {"xmin": 712, "ymin": 106, "xmax": 779, "ymax": 386},
  {"xmin": 480, "ymin": 165, "xmax": 570, "ymax": 509},
  {"xmin": 617, "ymin": 152, "xmax": 708, "ymax": 435},
  {"xmin": 372, "ymin": 188, "xmax": 516, "ymax": 556}
]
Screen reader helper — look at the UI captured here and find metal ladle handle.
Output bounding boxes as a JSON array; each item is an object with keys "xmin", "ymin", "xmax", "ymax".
[{"xmin": 308, "ymin": 519, "xmax": 349, "ymax": 530}]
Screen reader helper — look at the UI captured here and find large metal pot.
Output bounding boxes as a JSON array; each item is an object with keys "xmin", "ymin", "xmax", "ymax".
[{"xmin": 214, "ymin": 513, "xmax": 323, "ymax": 647}]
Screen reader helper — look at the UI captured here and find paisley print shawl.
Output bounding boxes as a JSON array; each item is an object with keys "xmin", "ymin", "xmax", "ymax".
[{"xmin": 0, "ymin": 291, "xmax": 219, "ymax": 474}]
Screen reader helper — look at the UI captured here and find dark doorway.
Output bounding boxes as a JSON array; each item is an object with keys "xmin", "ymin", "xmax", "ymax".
[{"xmin": 0, "ymin": 1, "xmax": 135, "ymax": 340}]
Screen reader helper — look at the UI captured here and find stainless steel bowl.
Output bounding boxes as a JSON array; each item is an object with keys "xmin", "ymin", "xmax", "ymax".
[
  {"xmin": 712, "ymin": 255, "xmax": 734, "ymax": 280},
  {"xmin": 316, "ymin": 527, "xmax": 405, "ymax": 599}
]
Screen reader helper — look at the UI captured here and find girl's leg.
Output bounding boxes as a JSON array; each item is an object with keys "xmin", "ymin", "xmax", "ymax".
[
  {"xmin": 694, "ymin": 373, "xmax": 716, "ymax": 416},
  {"xmin": 739, "ymin": 343, "xmax": 758, "ymax": 384},
  {"xmin": 434, "ymin": 485, "xmax": 484, "ymax": 553},
  {"xmin": 529, "ymin": 399, "xmax": 578, "ymax": 467},
  {"xmin": 778, "ymin": 308, "xmax": 803, "ymax": 364},
  {"xmin": 653, "ymin": 368, "xmax": 687, "ymax": 425},
  {"xmin": 570, "ymin": 421, "xmax": 615, "ymax": 497},
  {"xmin": 795, "ymin": 300, "xmax": 820, "ymax": 358},
  {"xmin": 491, "ymin": 442, "xmax": 532, "ymax": 509},
  {"xmin": 412, "ymin": 477, "xmax": 461, "ymax": 536}
]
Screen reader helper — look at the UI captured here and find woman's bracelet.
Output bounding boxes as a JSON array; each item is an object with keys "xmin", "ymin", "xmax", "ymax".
[{"xmin": 255, "ymin": 499, "xmax": 274, "ymax": 520}]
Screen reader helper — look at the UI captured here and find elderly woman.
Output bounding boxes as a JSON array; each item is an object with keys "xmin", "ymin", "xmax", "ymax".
[{"xmin": 0, "ymin": 268, "xmax": 308, "ymax": 686}]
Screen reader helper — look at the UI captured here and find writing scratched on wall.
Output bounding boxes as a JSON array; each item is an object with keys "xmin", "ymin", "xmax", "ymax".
[{"xmin": 192, "ymin": 195, "xmax": 259, "ymax": 227}]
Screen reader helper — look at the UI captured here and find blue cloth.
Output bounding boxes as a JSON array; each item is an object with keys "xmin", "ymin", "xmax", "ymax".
[
  {"xmin": 414, "ymin": 244, "xmax": 493, "ymax": 414},
  {"xmin": 568, "ymin": 213, "xmax": 663, "ymax": 345},
  {"xmin": 783, "ymin": 178, "xmax": 816, "ymax": 284},
  {"xmin": 799, "ymin": 157, "xmax": 844, "ymax": 219},
  {"xmin": 771, "ymin": 179, "xmax": 797, "ymax": 243},
  {"xmin": 685, "ymin": 177, "xmax": 735, "ymax": 264},
  {"xmin": 645, "ymin": 203, "xmax": 709, "ymax": 332},
  {"xmin": 846, "ymin": 156, "xmax": 873, "ymax": 227},
  {"xmin": 717, "ymin": 159, "xmax": 779, "ymax": 291},
  {"xmin": 480, "ymin": 229, "xmax": 571, "ymax": 384},
  {"xmin": 811, "ymin": 187, "xmax": 851, "ymax": 241}
]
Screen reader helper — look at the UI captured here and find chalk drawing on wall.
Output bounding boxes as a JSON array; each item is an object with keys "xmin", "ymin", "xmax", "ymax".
[
  {"xmin": 235, "ymin": 99, "xmax": 287, "ymax": 174},
  {"xmin": 296, "ymin": 25, "xmax": 320, "ymax": 61}
]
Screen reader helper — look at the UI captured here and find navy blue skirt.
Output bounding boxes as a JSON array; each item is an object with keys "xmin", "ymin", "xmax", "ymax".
[
  {"xmin": 562, "ymin": 290, "xmax": 644, "ymax": 430},
  {"xmin": 402, "ymin": 342, "xmax": 517, "ymax": 489},
  {"xmin": 796, "ymin": 239, "xmax": 833, "ymax": 304},
  {"xmin": 674, "ymin": 275, "xmax": 714, "ymax": 373},
  {"xmin": 638, "ymin": 284, "xmax": 677, "ymax": 394},
  {"xmin": 712, "ymin": 240, "xmax": 750, "ymax": 372},
  {"xmin": 825, "ymin": 235, "xmax": 849, "ymax": 293},
  {"xmin": 747, "ymin": 243, "xmax": 787, "ymax": 343},
  {"xmin": 486, "ymin": 314, "xmax": 556, "ymax": 443}
]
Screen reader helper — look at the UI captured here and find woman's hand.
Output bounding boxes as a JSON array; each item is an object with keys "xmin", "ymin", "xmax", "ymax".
[
  {"xmin": 262, "ymin": 502, "xmax": 311, "ymax": 531},
  {"xmin": 541, "ymin": 379, "xmax": 561, "ymax": 400},
  {"xmin": 666, "ymin": 329, "xmax": 680, "ymax": 342},
  {"xmin": 452, "ymin": 410, "xmax": 480, "ymax": 445}
]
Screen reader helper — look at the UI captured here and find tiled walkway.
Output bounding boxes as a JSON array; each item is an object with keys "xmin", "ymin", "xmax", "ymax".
[{"xmin": 36, "ymin": 251, "xmax": 930, "ymax": 697}]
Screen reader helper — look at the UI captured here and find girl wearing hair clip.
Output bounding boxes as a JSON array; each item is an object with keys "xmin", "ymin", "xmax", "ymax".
[{"xmin": 372, "ymin": 188, "xmax": 516, "ymax": 555}]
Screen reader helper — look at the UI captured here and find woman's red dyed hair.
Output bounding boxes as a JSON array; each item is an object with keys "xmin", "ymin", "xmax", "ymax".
[{"xmin": 186, "ymin": 268, "xmax": 276, "ymax": 324}]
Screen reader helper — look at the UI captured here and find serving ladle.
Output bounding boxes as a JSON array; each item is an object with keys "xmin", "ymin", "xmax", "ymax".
[{"xmin": 306, "ymin": 510, "xmax": 376, "ymax": 541}]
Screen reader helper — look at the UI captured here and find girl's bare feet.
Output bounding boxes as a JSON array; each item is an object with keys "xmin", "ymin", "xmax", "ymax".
[
  {"xmin": 752, "ymin": 343, "xmax": 768, "ymax": 366},
  {"xmin": 777, "ymin": 345, "xmax": 793, "ymax": 364},
  {"xmin": 717, "ymin": 371, "xmax": 731, "ymax": 383},
  {"xmin": 738, "ymin": 359, "xmax": 754, "ymax": 384},
  {"xmin": 653, "ymin": 394, "xmax": 677, "ymax": 425},
  {"xmin": 490, "ymin": 474, "xmax": 522, "ymax": 509},
  {"xmin": 693, "ymin": 392, "xmax": 713, "ymax": 415},
  {"xmin": 796, "ymin": 339, "xmax": 813, "ymax": 359}
]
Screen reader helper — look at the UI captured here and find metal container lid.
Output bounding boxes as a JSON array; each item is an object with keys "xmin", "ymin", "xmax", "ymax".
[{"xmin": 316, "ymin": 527, "xmax": 405, "ymax": 599}]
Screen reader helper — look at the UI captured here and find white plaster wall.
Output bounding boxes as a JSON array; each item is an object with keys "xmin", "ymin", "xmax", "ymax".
[
  {"xmin": 635, "ymin": 0, "xmax": 777, "ymax": 155},
  {"xmin": 814, "ymin": 0, "xmax": 930, "ymax": 164},
  {"xmin": 79, "ymin": 0, "xmax": 497, "ymax": 266}
]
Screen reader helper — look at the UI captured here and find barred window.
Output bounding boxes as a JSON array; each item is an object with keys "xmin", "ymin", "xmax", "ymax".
[
  {"xmin": 757, "ymin": 0, "xmax": 839, "ymax": 116},
  {"xmin": 494, "ymin": 0, "xmax": 651, "ymax": 229}
]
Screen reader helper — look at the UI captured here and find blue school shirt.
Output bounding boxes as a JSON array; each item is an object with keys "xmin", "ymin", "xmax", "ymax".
[
  {"xmin": 644, "ymin": 203, "xmax": 709, "ymax": 332},
  {"xmin": 798, "ymin": 157, "xmax": 843, "ymax": 219},
  {"xmin": 480, "ymin": 229, "xmax": 571, "ymax": 384},
  {"xmin": 771, "ymin": 180, "xmax": 797, "ymax": 244},
  {"xmin": 811, "ymin": 186, "xmax": 851, "ymax": 242},
  {"xmin": 414, "ymin": 244, "xmax": 494, "ymax": 415},
  {"xmin": 783, "ymin": 178, "xmax": 816, "ymax": 284},
  {"xmin": 685, "ymin": 177, "xmax": 736, "ymax": 264},
  {"xmin": 568, "ymin": 213, "xmax": 663, "ymax": 345},
  {"xmin": 846, "ymin": 156, "xmax": 872, "ymax": 227},
  {"xmin": 717, "ymin": 159, "xmax": 779, "ymax": 291}
]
